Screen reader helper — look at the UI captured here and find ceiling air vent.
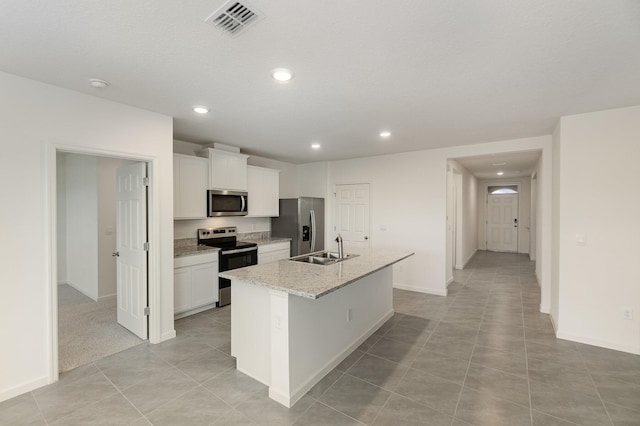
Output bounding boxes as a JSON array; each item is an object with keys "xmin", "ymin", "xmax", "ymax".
[{"xmin": 205, "ymin": 1, "xmax": 263, "ymax": 37}]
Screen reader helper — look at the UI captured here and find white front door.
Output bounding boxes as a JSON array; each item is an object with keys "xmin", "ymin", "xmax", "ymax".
[
  {"xmin": 335, "ymin": 183, "xmax": 370, "ymax": 248},
  {"xmin": 487, "ymin": 193, "xmax": 518, "ymax": 252},
  {"xmin": 116, "ymin": 162, "xmax": 148, "ymax": 339}
]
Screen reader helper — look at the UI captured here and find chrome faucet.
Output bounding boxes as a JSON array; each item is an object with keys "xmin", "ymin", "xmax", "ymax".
[{"xmin": 335, "ymin": 234, "xmax": 344, "ymax": 259}]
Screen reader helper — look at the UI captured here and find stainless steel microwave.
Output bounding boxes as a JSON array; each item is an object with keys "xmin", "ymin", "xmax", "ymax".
[{"xmin": 207, "ymin": 190, "xmax": 248, "ymax": 217}]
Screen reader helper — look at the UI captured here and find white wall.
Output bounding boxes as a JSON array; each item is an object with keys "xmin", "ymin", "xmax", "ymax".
[
  {"xmin": 555, "ymin": 105, "xmax": 640, "ymax": 354},
  {"xmin": 65, "ymin": 153, "xmax": 99, "ymax": 300},
  {"xmin": 0, "ymin": 71, "xmax": 174, "ymax": 402},
  {"xmin": 56, "ymin": 154, "xmax": 67, "ymax": 284},
  {"xmin": 325, "ymin": 136, "xmax": 552, "ymax": 298},
  {"xmin": 448, "ymin": 160, "xmax": 478, "ymax": 270},
  {"xmin": 477, "ymin": 176, "xmax": 532, "ymax": 254},
  {"xmin": 550, "ymin": 122, "xmax": 562, "ymax": 323}
]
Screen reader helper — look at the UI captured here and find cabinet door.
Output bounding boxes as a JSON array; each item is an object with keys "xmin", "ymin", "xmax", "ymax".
[
  {"xmin": 247, "ymin": 166, "xmax": 280, "ymax": 217},
  {"xmin": 174, "ymin": 155, "xmax": 208, "ymax": 219},
  {"xmin": 209, "ymin": 154, "xmax": 230, "ymax": 190},
  {"xmin": 191, "ymin": 262, "xmax": 218, "ymax": 308},
  {"xmin": 227, "ymin": 155, "xmax": 248, "ymax": 191},
  {"xmin": 258, "ymin": 252, "xmax": 274, "ymax": 265},
  {"xmin": 272, "ymin": 249, "xmax": 290, "ymax": 261},
  {"xmin": 206, "ymin": 149, "xmax": 249, "ymax": 191},
  {"xmin": 174, "ymin": 268, "xmax": 192, "ymax": 314}
]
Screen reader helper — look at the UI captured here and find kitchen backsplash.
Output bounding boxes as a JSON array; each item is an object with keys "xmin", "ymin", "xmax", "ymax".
[{"xmin": 174, "ymin": 216, "xmax": 271, "ymax": 239}]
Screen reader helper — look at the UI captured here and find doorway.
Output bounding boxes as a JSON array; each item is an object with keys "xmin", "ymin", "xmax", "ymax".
[
  {"xmin": 334, "ymin": 183, "xmax": 371, "ymax": 248},
  {"xmin": 56, "ymin": 152, "xmax": 148, "ymax": 372}
]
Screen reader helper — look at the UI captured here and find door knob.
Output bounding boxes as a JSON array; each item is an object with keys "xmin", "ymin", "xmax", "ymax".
[
  {"xmin": 112, "ymin": 252, "xmax": 120, "ymax": 257},
  {"xmin": 364, "ymin": 236, "xmax": 369, "ymax": 240}
]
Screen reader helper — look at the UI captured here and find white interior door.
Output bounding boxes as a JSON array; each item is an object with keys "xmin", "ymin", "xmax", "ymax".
[
  {"xmin": 335, "ymin": 184, "xmax": 370, "ymax": 248},
  {"xmin": 116, "ymin": 162, "xmax": 148, "ymax": 339},
  {"xmin": 486, "ymin": 193, "xmax": 518, "ymax": 252}
]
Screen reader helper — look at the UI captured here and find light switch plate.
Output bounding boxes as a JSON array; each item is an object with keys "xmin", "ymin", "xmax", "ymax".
[{"xmin": 576, "ymin": 234, "xmax": 586, "ymax": 246}]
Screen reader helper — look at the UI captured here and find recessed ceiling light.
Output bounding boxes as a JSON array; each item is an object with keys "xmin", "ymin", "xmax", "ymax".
[
  {"xmin": 492, "ymin": 162, "xmax": 506, "ymax": 166},
  {"xmin": 192, "ymin": 106, "xmax": 209, "ymax": 114},
  {"xmin": 379, "ymin": 131, "xmax": 391, "ymax": 138},
  {"xmin": 311, "ymin": 143, "xmax": 321, "ymax": 149},
  {"xmin": 497, "ymin": 171, "xmax": 505, "ymax": 176},
  {"xmin": 89, "ymin": 78, "xmax": 109, "ymax": 89},
  {"xmin": 271, "ymin": 68, "xmax": 293, "ymax": 82}
]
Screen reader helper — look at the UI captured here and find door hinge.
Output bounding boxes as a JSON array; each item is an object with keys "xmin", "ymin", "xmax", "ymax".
[
  {"xmin": 144, "ymin": 307, "xmax": 150, "ymax": 316},
  {"xmin": 143, "ymin": 242, "xmax": 149, "ymax": 251},
  {"xmin": 143, "ymin": 177, "xmax": 150, "ymax": 186}
]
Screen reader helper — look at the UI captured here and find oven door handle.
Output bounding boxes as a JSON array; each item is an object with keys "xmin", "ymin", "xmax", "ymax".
[{"xmin": 223, "ymin": 247, "xmax": 257, "ymax": 255}]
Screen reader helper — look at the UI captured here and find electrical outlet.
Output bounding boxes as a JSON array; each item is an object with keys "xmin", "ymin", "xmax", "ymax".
[
  {"xmin": 347, "ymin": 308, "xmax": 352, "ymax": 322},
  {"xmin": 623, "ymin": 308, "xmax": 633, "ymax": 320}
]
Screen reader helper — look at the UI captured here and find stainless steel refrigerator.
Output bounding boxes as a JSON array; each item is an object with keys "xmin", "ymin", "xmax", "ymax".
[{"xmin": 271, "ymin": 197, "xmax": 325, "ymax": 256}]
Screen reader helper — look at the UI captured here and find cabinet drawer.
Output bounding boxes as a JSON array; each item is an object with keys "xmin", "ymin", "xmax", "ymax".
[
  {"xmin": 258, "ymin": 241, "xmax": 290, "ymax": 255},
  {"xmin": 174, "ymin": 251, "xmax": 218, "ymax": 268}
]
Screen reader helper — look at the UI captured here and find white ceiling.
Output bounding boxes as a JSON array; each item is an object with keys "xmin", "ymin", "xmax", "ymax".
[
  {"xmin": 454, "ymin": 151, "xmax": 541, "ymax": 180},
  {"xmin": 1, "ymin": 1, "xmax": 639, "ymax": 163}
]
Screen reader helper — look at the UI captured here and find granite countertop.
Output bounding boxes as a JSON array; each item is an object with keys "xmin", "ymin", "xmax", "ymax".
[
  {"xmin": 240, "ymin": 237, "xmax": 291, "ymax": 246},
  {"xmin": 220, "ymin": 248, "xmax": 413, "ymax": 299},
  {"xmin": 174, "ymin": 238, "xmax": 219, "ymax": 258}
]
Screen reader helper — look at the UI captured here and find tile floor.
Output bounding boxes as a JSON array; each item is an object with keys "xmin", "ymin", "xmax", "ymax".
[{"xmin": 2, "ymin": 251, "xmax": 640, "ymax": 425}]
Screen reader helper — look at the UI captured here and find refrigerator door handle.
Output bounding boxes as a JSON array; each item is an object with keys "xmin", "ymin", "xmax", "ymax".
[{"xmin": 310, "ymin": 209, "xmax": 316, "ymax": 252}]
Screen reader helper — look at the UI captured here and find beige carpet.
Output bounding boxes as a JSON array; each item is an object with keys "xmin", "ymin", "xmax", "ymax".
[{"xmin": 58, "ymin": 284, "xmax": 143, "ymax": 372}]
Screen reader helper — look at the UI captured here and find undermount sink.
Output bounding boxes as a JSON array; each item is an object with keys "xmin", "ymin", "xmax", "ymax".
[{"xmin": 290, "ymin": 251, "xmax": 359, "ymax": 266}]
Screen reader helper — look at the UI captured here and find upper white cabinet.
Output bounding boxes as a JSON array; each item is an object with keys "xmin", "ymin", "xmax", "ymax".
[
  {"xmin": 174, "ymin": 154, "xmax": 208, "ymax": 219},
  {"xmin": 198, "ymin": 148, "xmax": 249, "ymax": 191},
  {"xmin": 247, "ymin": 165, "xmax": 280, "ymax": 217}
]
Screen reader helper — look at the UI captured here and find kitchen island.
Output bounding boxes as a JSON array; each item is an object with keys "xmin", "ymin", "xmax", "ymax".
[{"xmin": 220, "ymin": 248, "xmax": 413, "ymax": 407}]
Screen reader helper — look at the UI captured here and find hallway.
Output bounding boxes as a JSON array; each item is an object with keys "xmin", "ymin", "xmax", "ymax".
[{"xmin": 2, "ymin": 251, "xmax": 639, "ymax": 425}]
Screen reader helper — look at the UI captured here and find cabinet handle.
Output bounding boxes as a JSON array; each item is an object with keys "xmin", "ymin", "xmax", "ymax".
[{"xmin": 112, "ymin": 252, "xmax": 119, "ymax": 257}]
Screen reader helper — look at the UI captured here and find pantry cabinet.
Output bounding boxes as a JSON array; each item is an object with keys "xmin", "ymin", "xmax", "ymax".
[
  {"xmin": 247, "ymin": 165, "xmax": 280, "ymax": 217},
  {"xmin": 173, "ymin": 154, "xmax": 208, "ymax": 219}
]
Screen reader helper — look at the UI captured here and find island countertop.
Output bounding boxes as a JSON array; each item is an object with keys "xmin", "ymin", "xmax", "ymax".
[{"xmin": 219, "ymin": 248, "xmax": 413, "ymax": 299}]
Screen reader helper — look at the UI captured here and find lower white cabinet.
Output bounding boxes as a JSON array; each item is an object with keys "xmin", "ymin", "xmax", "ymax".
[
  {"xmin": 258, "ymin": 241, "xmax": 290, "ymax": 265},
  {"xmin": 174, "ymin": 252, "xmax": 218, "ymax": 318}
]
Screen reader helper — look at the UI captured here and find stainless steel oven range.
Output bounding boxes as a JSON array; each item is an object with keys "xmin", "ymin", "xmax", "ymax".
[{"xmin": 197, "ymin": 226, "xmax": 257, "ymax": 307}]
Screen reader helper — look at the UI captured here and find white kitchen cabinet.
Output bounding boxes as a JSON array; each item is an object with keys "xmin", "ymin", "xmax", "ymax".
[
  {"xmin": 258, "ymin": 241, "xmax": 290, "ymax": 265},
  {"xmin": 174, "ymin": 252, "xmax": 218, "ymax": 318},
  {"xmin": 173, "ymin": 154, "xmax": 208, "ymax": 219},
  {"xmin": 198, "ymin": 148, "xmax": 249, "ymax": 191},
  {"xmin": 247, "ymin": 166, "xmax": 280, "ymax": 217}
]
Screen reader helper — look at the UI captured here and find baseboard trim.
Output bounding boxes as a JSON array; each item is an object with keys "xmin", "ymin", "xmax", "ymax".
[
  {"xmin": 97, "ymin": 293, "xmax": 116, "ymax": 302},
  {"xmin": 556, "ymin": 330, "xmax": 640, "ymax": 356},
  {"xmin": 159, "ymin": 329, "xmax": 176, "ymax": 343},
  {"xmin": 174, "ymin": 303, "xmax": 217, "ymax": 320},
  {"xmin": 455, "ymin": 249, "xmax": 477, "ymax": 270},
  {"xmin": 549, "ymin": 313, "xmax": 557, "ymax": 333},
  {"xmin": 0, "ymin": 376, "xmax": 50, "ymax": 403},
  {"xmin": 393, "ymin": 283, "xmax": 447, "ymax": 297}
]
